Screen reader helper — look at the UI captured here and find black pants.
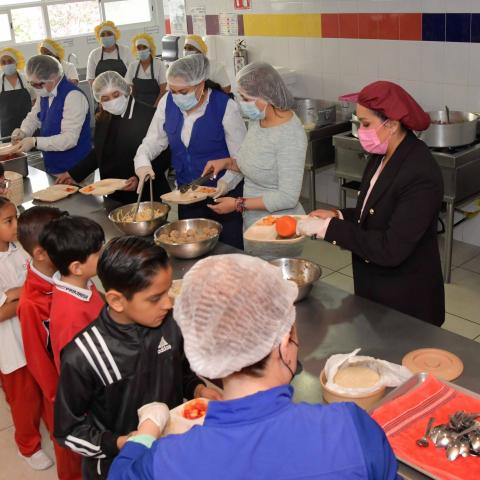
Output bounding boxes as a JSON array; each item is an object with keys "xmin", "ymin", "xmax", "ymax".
[
  {"xmin": 178, "ymin": 182, "xmax": 244, "ymax": 250},
  {"xmin": 82, "ymin": 457, "xmax": 113, "ymax": 480}
]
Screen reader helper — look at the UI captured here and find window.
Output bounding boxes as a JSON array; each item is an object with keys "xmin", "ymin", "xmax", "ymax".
[
  {"xmin": 0, "ymin": 14, "xmax": 11, "ymax": 42},
  {"xmin": 103, "ymin": 0, "xmax": 151, "ymax": 26},
  {"xmin": 11, "ymin": 7, "xmax": 46, "ymax": 43},
  {"xmin": 48, "ymin": 1, "xmax": 101, "ymax": 38}
]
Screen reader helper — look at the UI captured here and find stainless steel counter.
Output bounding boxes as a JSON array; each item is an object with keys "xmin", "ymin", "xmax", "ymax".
[{"xmin": 22, "ymin": 167, "xmax": 480, "ymax": 480}]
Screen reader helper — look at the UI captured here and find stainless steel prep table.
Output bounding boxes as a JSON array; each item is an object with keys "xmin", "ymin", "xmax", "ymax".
[{"xmin": 21, "ymin": 166, "xmax": 480, "ymax": 480}]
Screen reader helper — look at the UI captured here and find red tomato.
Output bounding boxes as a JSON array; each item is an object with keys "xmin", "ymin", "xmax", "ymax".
[{"xmin": 183, "ymin": 399, "xmax": 208, "ymax": 420}]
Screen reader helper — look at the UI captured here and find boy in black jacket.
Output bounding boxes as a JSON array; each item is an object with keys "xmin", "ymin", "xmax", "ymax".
[{"xmin": 54, "ymin": 236, "xmax": 221, "ymax": 479}]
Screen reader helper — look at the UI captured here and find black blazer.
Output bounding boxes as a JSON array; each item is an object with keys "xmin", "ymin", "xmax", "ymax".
[
  {"xmin": 325, "ymin": 131, "xmax": 445, "ymax": 326},
  {"xmin": 69, "ymin": 97, "xmax": 171, "ymax": 205}
]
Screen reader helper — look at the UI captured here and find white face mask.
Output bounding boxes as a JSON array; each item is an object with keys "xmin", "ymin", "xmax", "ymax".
[
  {"xmin": 183, "ymin": 49, "xmax": 197, "ymax": 57},
  {"xmin": 101, "ymin": 95, "xmax": 129, "ymax": 115},
  {"xmin": 37, "ymin": 87, "xmax": 51, "ymax": 98}
]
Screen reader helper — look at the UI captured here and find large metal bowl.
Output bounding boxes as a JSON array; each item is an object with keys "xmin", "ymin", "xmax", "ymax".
[
  {"xmin": 269, "ymin": 258, "xmax": 322, "ymax": 302},
  {"xmin": 154, "ymin": 218, "xmax": 222, "ymax": 259},
  {"xmin": 108, "ymin": 201, "xmax": 170, "ymax": 236}
]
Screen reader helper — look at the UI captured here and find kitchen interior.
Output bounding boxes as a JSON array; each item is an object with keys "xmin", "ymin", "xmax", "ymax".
[{"xmin": 2, "ymin": 1, "xmax": 480, "ymax": 479}]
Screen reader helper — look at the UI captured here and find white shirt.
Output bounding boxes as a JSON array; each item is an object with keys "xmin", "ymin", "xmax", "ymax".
[
  {"xmin": 0, "ymin": 243, "xmax": 28, "ymax": 374},
  {"xmin": 125, "ymin": 58, "xmax": 166, "ymax": 86},
  {"xmin": 20, "ymin": 76, "xmax": 89, "ymax": 152},
  {"xmin": 0, "ymin": 71, "xmax": 35, "ymax": 100},
  {"xmin": 209, "ymin": 59, "xmax": 230, "ymax": 88},
  {"xmin": 62, "ymin": 61, "xmax": 79, "ymax": 81},
  {"xmin": 134, "ymin": 89, "xmax": 246, "ymax": 171},
  {"xmin": 86, "ymin": 44, "xmax": 133, "ymax": 81}
]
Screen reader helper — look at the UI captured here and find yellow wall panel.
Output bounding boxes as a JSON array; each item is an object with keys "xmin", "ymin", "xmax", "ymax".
[{"xmin": 243, "ymin": 14, "xmax": 322, "ymax": 38}]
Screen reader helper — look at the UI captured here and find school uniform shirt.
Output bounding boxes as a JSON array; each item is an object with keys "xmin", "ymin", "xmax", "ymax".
[
  {"xmin": 208, "ymin": 59, "xmax": 230, "ymax": 88},
  {"xmin": 109, "ymin": 385, "xmax": 400, "ymax": 480},
  {"xmin": 54, "ymin": 307, "xmax": 204, "ymax": 479},
  {"xmin": 124, "ymin": 58, "xmax": 166, "ymax": 86},
  {"xmin": 17, "ymin": 262, "xmax": 58, "ymax": 402},
  {"xmin": 62, "ymin": 61, "xmax": 79, "ymax": 82},
  {"xmin": 0, "ymin": 71, "xmax": 35, "ymax": 100},
  {"xmin": 86, "ymin": 45, "xmax": 133, "ymax": 81},
  {"xmin": 0, "ymin": 243, "xmax": 28, "ymax": 374},
  {"xmin": 50, "ymin": 273, "xmax": 104, "ymax": 372},
  {"xmin": 134, "ymin": 88, "xmax": 246, "ymax": 171}
]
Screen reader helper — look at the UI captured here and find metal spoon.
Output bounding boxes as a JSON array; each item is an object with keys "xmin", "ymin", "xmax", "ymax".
[
  {"xmin": 416, "ymin": 417, "xmax": 435, "ymax": 448},
  {"xmin": 469, "ymin": 431, "xmax": 480, "ymax": 452}
]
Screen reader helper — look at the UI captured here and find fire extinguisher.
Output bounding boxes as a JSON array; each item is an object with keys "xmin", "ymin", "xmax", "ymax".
[{"xmin": 233, "ymin": 39, "xmax": 248, "ymax": 75}]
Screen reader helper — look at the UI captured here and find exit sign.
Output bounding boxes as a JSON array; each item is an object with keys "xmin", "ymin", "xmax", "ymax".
[{"xmin": 234, "ymin": 0, "xmax": 251, "ymax": 9}]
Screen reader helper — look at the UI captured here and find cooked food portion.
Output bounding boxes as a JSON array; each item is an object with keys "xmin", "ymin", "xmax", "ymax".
[
  {"xmin": 112, "ymin": 207, "xmax": 166, "ymax": 223},
  {"xmin": 182, "ymin": 399, "xmax": 208, "ymax": 420},
  {"xmin": 259, "ymin": 215, "xmax": 277, "ymax": 226},
  {"xmin": 334, "ymin": 366, "xmax": 380, "ymax": 389},
  {"xmin": 81, "ymin": 185, "xmax": 95, "ymax": 193},
  {"xmin": 157, "ymin": 227, "xmax": 218, "ymax": 244},
  {"xmin": 195, "ymin": 186, "xmax": 217, "ymax": 194}
]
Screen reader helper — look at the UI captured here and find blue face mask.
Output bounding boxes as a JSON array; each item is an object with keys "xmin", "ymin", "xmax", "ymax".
[
  {"xmin": 239, "ymin": 100, "xmax": 266, "ymax": 120},
  {"xmin": 2, "ymin": 64, "xmax": 17, "ymax": 76},
  {"xmin": 138, "ymin": 49, "xmax": 151, "ymax": 61},
  {"xmin": 101, "ymin": 36, "xmax": 116, "ymax": 48},
  {"xmin": 172, "ymin": 90, "xmax": 200, "ymax": 111}
]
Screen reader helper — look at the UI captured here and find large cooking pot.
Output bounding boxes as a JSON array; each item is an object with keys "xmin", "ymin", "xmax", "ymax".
[
  {"xmin": 419, "ymin": 111, "xmax": 478, "ymax": 148},
  {"xmin": 294, "ymin": 98, "xmax": 336, "ymax": 128}
]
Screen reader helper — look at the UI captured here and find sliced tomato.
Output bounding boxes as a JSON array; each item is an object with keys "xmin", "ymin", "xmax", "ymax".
[{"xmin": 182, "ymin": 399, "xmax": 208, "ymax": 420}]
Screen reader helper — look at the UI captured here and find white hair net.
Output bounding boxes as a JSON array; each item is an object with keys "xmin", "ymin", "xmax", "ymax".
[
  {"xmin": 237, "ymin": 61, "xmax": 295, "ymax": 110},
  {"xmin": 92, "ymin": 70, "xmax": 130, "ymax": 101},
  {"xmin": 167, "ymin": 54, "xmax": 209, "ymax": 87},
  {"xmin": 174, "ymin": 254, "xmax": 298, "ymax": 379},
  {"xmin": 26, "ymin": 54, "xmax": 62, "ymax": 82}
]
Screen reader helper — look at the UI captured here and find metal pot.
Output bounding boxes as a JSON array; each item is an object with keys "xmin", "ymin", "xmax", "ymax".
[
  {"xmin": 419, "ymin": 111, "xmax": 478, "ymax": 148},
  {"xmin": 0, "ymin": 152, "xmax": 28, "ymax": 177},
  {"xmin": 294, "ymin": 98, "xmax": 336, "ymax": 128},
  {"xmin": 351, "ymin": 114, "xmax": 360, "ymax": 138}
]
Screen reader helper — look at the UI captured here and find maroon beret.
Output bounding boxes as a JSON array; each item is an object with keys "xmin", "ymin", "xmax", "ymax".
[{"xmin": 356, "ymin": 81, "xmax": 431, "ymax": 131}]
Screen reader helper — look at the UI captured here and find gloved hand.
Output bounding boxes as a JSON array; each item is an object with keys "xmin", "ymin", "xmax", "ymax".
[
  {"xmin": 16, "ymin": 137, "xmax": 36, "ymax": 153},
  {"xmin": 137, "ymin": 402, "xmax": 170, "ymax": 431},
  {"xmin": 296, "ymin": 217, "xmax": 328, "ymax": 238},
  {"xmin": 11, "ymin": 128, "xmax": 26, "ymax": 144},
  {"xmin": 213, "ymin": 179, "xmax": 229, "ymax": 199},
  {"xmin": 135, "ymin": 165, "xmax": 155, "ymax": 193}
]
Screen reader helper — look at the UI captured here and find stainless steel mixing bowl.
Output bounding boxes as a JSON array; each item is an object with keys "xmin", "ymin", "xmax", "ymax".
[
  {"xmin": 154, "ymin": 218, "xmax": 222, "ymax": 259},
  {"xmin": 269, "ymin": 257, "xmax": 322, "ymax": 302},
  {"xmin": 108, "ymin": 201, "xmax": 170, "ymax": 236}
]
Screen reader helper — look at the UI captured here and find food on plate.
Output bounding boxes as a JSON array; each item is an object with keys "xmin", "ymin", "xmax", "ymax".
[
  {"xmin": 183, "ymin": 399, "xmax": 208, "ymax": 420},
  {"xmin": 65, "ymin": 187, "xmax": 76, "ymax": 192},
  {"xmin": 195, "ymin": 186, "xmax": 217, "ymax": 194},
  {"xmin": 275, "ymin": 215, "xmax": 298, "ymax": 238},
  {"xmin": 82, "ymin": 185, "xmax": 94, "ymax": 193},
  {"xmin": 157, "ymin": 227, "xmax": 218, "ymax": 244},
  {"xmin": 113, "ymin": 207, "xmax": 166, "ymax": 223},
  {"xmin": 258, "ymin": 216, "xmax": 277, "ymax": 226},
  {"xmin": 334, "ymin": 366, "xmax": 380, "ymax": 389}
]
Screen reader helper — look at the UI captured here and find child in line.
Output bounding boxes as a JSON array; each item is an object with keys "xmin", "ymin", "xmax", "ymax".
[
  {"xmin": 17, "ymin": 206, "xmax": 82, "ymax": 480},
  {"xmin": 40, "ymin": 215, "xmax": 105, "ymax": 371},
  {"xmin": 0, "ymin": 197, "xmax": 53, "ymax": 470},
  {"xmin": 54, "ymin": 236, "xmax": 222, "ymax": 479},
  {"xmin": 0, "ymin": 163, "xmax": 8, "ymax": 196}
]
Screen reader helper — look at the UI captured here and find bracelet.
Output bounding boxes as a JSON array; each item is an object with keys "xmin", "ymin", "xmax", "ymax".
[
  {"xmin": 331, "ymin": 209, "xmax": 340, "ymax": 219},
  {"xmin": 235, "ymin": 197, "xmax": 246, "ymax": 213}
]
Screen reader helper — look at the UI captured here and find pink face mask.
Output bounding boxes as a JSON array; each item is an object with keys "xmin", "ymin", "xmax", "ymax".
[{"xmin": 358, "ymin": 121, "xmax": 390, "ymax": 154}]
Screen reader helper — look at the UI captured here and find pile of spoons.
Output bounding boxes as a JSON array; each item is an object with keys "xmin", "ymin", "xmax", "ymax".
[{"xmin": 417, "ymin": 411, "xmax": 480, "ymax": 461}]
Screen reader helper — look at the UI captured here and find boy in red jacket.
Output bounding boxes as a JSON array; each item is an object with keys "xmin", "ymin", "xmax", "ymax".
[
  {"xmin": 17, "ymin": 206, "xmax": 82, "ymax": 480},
  {"xmin": 39, "ymin": 215, "xmax": 105, "ymax": 371}
]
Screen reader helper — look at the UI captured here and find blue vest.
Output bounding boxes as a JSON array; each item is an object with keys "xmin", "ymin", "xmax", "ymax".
[
  {"xmin": 164, "ymin": 89, "xmax": 230, "ymax": 186},
  {"xmin": 38, "ymin": 77, "xmax": 91, "ymax": 174}
]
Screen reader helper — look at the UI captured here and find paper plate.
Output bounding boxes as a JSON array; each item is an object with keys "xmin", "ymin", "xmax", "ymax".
[
  {"xmin": 32, "ymin": 184, "xmax": 79, "ymax": 203},
  {"xmin": 80, "ymin": 178, "xmax": 128, "ymax": 196},
  {"xmin": 161, "ymin": 189, "xmax": 209, "ymax": 205},
  {"xmin": 402, "ymin": 348, "xmax": 464, "ymax": 381},
  {"xmin": 243, "ymin": 215, "xmax": 308, "ymax": 244},
  {"xmin": 162, "ymin": 398, "xmax": 209, "ymax": 436}
]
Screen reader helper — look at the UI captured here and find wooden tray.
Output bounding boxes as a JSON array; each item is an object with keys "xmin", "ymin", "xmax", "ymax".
[
  {"xmin": 32, "ymin": 184, "xmax": 79, "ymax": 203},
  {"xmin": 80, "ymin": 178, "xmax": 128, "ymax": 196},
  {"xmin": 243, "ymin": 215, "xmax": 308, "ymax": 244},
  {"xmin": 161, "ymin": 189, "xmax": 209, "ymax": 205}
]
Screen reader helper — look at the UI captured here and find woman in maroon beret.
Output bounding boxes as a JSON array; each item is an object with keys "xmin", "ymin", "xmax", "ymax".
[{"xmin": 298, "ymin": 81, "xmax": 444, "ymax": 326}]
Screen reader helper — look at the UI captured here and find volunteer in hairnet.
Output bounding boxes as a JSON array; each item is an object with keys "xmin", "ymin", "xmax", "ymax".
[
  {"xmin": 38, "ymin": 38, "xmax": 79, "ymax": 84},
  {"xmin": 56, "ymin": 71, "xmax": 170, "ymax": 205},
  {"xmin": 11, "ymin": 55, "xmax": 91, "ymax": 174},
  {"xmin": 133, "ymin": 54, "xmax": 246, "ymax": 249},
  {"xmin": 183, "ymin": 35, "xmax": 231, "ymax": 93},
  {"xmin": 203, "ymin": 62, "xmax": 307, "ymax": 257},
  {"xmin": 108, "ymin": 254, "xmax": 399, "ymax": 480}
]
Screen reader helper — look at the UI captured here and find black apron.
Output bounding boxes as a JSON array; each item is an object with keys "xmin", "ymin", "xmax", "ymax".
[
  {"xmin": 0, "ymin": 74, "xmax": 31, "ymax": 138},
  {"xmin": 132, "ymin": 59, "xmax": 160, "ymax": 106},
  {"xmin": 94, "ymin": 45, "xmax": 127, "ymax": 78}
]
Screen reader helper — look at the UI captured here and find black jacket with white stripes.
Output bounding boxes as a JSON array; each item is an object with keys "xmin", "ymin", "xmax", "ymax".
[{"xmin": 53, "ymin": 306, "xmax": 204, "ymax": 469}]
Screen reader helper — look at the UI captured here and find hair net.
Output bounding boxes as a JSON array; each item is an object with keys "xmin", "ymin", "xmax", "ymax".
[
  {"xmin": 174, "ymin": 254, "xmax": 298, "ymax": 379},
  {"xmin": 92, "ymin": 70, "xmax": 129, "ymax": 101},
  {"xmin": 0, "ymin": 47, "xmax": 25, "ymax": 70},
  {"xmin": 131, "ymin": 33, "xmax": 156, "ymax": 57},
  {"xmin": 184, "ymin": 35, "xmax": 208, "ymax": 54},
  {"xmin": 167, "ymin": 54, "xmax": 209, "ymax": 87},
  {"xmin": 38, "ymin": 38, "xmax": 65, "ymax": 62},
  {"xmin": 237, "ymin": 61, "xmax": 295, "ymax": 110},
  {"xmin": 26, "ymin": 54, "xmax": 62, "ymax": 82},
  {"xmin": 95, "ymin": 21, "xmax": 120, "ymax": 42}
]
